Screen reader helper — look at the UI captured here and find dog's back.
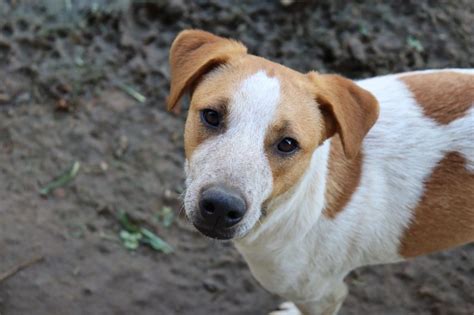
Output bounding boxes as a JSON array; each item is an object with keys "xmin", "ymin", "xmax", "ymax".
[{"xmin": 354, "ymin": 69, "xmax": 473, "ymax": 260}]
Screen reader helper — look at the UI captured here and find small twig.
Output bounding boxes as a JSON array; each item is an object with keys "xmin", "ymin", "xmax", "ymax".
[
  {"xmin": 0, "ymin": 256, "xmax": 44, "ymax": 283},
  {"xmin": 116, "ymin": 82, "xmax": 146, "ymax": 103}
]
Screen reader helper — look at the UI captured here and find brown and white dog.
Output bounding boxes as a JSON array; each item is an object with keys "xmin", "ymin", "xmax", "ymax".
[{"xmin": 167, "ymin": 30, "xmax": 474, "ymax": 315}]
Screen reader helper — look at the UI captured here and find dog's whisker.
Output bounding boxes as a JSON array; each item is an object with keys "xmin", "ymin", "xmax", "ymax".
[{"xmin": 177, "ymin": 204, "xmax": 186, "ymax": 217}]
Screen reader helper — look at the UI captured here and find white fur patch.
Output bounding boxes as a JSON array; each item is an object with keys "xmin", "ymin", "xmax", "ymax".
[{"xmin": 184, "ymin": 70, "xmax": 281, "ymax": 237}]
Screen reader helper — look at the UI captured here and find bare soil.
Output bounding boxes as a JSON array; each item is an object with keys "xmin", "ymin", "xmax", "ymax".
[{"xmin": 0, "ymin": 1, "xmax": 473, "ymax": 314}]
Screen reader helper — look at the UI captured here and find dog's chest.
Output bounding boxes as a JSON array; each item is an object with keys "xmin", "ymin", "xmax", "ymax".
[
  {"xmin": 236, "ymin": 243, "xmax": 312, "ymax": 298},
  {"xmin": 235, "ymin": 232, "xmax": 343, "ymax": 302}
]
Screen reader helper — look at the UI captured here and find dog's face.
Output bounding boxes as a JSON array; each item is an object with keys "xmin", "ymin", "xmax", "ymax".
[
  {"xmin": 167, "ymin": 30, "xmax": 378, "ymax": 240},
  {"xmin": 182, "ymin": 63, "xmax": 324, "ymax": 240}
]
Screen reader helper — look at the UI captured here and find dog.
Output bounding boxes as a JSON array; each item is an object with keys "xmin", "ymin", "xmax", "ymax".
[{"xmin": 166, "ymin": 30, "xmax": 474, "ymax": 315}]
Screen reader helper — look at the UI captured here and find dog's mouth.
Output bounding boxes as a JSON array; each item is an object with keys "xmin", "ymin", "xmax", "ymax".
[
  {"xmin": 190, "ymin": 209, "xmax": 264, "ymax": 241},
  {"xmin": 192, "ymin": 221, "xmax": 236, "ymax": 240}
]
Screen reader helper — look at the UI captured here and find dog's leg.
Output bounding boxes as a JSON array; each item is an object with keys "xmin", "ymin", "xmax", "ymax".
[
  {"xmin": 297, "ymin": 282, "xmax": 348, "ymax": 315},
  {"xmin": 269, "ymin": 282, "xmax": 348, "ymax": 315}
]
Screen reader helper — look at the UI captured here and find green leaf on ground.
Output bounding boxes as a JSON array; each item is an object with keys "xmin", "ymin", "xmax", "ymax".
[
  {"xmin": 117, "ymin": 210, "xmax": 140, "ymax": 233},
  {"xmin": 117, "ymin": 211, "xmax": 173, "ymax": 253},
  {"xmin": 119, "ymin": 230, "xmax": 142, "ymax": 250},
  {"xmin": 407, "ymin": 36, "xmax": 424, "ymax": 52},
  {"xmin": 39, "ymin": 161, "xmax": 81, "ymax": 196},
  {"xmin": 140, "ymin": 228, "xmax": 173, "ymax": 254},
  {"xmin": 157, "ymin": 206, "xmax": 174, "ymax": 228}
]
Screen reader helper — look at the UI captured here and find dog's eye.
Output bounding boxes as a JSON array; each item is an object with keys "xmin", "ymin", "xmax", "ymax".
[
  {"xmin": 201, "ymin": 109, "xmax": 220, "ymax": 128},
  {"xmin": 277, "ymin": 137, "xmax": 299, "ymax": 154}
]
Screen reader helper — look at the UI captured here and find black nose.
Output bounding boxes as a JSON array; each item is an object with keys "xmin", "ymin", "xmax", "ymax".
[{"xmin": 199, "ymin": 185, "xmax": 246, "ymax": 229}]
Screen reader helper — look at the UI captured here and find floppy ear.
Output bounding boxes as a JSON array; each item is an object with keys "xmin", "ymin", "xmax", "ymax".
[
  {"xmin": 167, "ymin": 29, "xmax": 247, "ymax": 111},
  {"xmin": 308, "ymin": 72, "xmax": 379, "ymax": 159}
]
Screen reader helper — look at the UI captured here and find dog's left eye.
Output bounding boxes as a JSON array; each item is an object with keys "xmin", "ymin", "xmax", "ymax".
[
  {"xmin": 201, "ymin": 109, "xmax": 220, "ymax": 128},
  {"xmin": 277, "ymin": 137, "xmax": 299, "ymax": 154}
]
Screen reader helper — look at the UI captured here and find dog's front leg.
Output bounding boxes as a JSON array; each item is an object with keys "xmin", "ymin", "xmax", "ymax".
[
  {"xmin": 297, "ymin": 282, "xmax": 348, "ymax": 315},
  {"xmin": 269, "ymin": 282, "xmax": 348, "ymax": 315}
]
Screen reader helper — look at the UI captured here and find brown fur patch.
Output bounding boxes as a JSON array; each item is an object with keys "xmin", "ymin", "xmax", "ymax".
[
  {"xmin": 400, "ymin": 72, "xmax": 474, "ymax": 125},
  {"xmin": 264, "ymin": 68, "xmax": 379, "ymax": 200},
  {"xmin": 183, "ymin": 97, "xmax": 229, "ymax": 159},
  {"xmin": 323, "ymin": 137, "xmax": 363, "ymax": 218},
  {"xmin": 399, "ymin": 152, "xmax": 474, "ymax": 258},
  {"xmin": 183, "ymin": 66, "xmax": 237, "ymax": 159}
]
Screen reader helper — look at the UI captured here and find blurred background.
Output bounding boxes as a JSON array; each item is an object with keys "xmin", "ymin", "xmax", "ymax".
[{"xmin": 0, "ymin": 1, "xmax": 473, "ymax": 314}]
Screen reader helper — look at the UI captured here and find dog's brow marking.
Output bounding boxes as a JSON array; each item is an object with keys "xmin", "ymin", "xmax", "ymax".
[{"xmin": 229, "ymin": 70, "xmax": 281, "ymax": 138}]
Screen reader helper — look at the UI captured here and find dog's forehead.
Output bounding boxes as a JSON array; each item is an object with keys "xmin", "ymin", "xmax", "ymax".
[
  {"xmin": 193, "ymin": 55, "xmax": 316, "ymax": 125},
  {"xmin": 228, "ymin": 70, "xmax": 280, "ymax": 130}
]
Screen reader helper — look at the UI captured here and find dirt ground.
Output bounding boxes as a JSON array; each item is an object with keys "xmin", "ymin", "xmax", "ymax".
[{"xmin": 0, "ymin": 1, "xmax": 473, "ymax": 314}]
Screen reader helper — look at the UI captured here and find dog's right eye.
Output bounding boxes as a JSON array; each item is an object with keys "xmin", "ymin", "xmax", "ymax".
[{"xmin": 201, "ymin": 109, "xmax": 220, "ymax": 128}]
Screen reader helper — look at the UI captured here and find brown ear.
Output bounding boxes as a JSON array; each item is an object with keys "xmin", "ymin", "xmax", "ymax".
[
  {"xmin": 167, "ymin": 29, "xmax": 247, "ymax": 111},
  {"xmin": 308, "ymin": 72, "xmax": 379, "ymax": 159}
]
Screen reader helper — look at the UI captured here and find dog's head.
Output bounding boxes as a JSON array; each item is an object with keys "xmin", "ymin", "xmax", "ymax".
[{"xmin": 167, "ymin": 30, "xmax": 378, "ymax": 240}]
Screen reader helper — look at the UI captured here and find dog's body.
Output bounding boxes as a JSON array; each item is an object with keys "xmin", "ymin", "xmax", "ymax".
[
  {"xmin": 236, "ymin": 70, "xmax": 474, "ymax": 315},
  {"xmin": 167, "ymin": 30, "xmax": 474, "ymax": 315}
]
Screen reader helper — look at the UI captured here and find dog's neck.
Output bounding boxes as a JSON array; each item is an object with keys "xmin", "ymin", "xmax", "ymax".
[
  {"xmin": 323, "ymin": 136, "xmax": 363, "ymax": 219},
  {"xmin": 237, "ymin": 135, "xmax": 362, "ymax": 249},
  {"xmin": 234, "ymin": 136, "xmax": 367, "ymax": 300}
]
